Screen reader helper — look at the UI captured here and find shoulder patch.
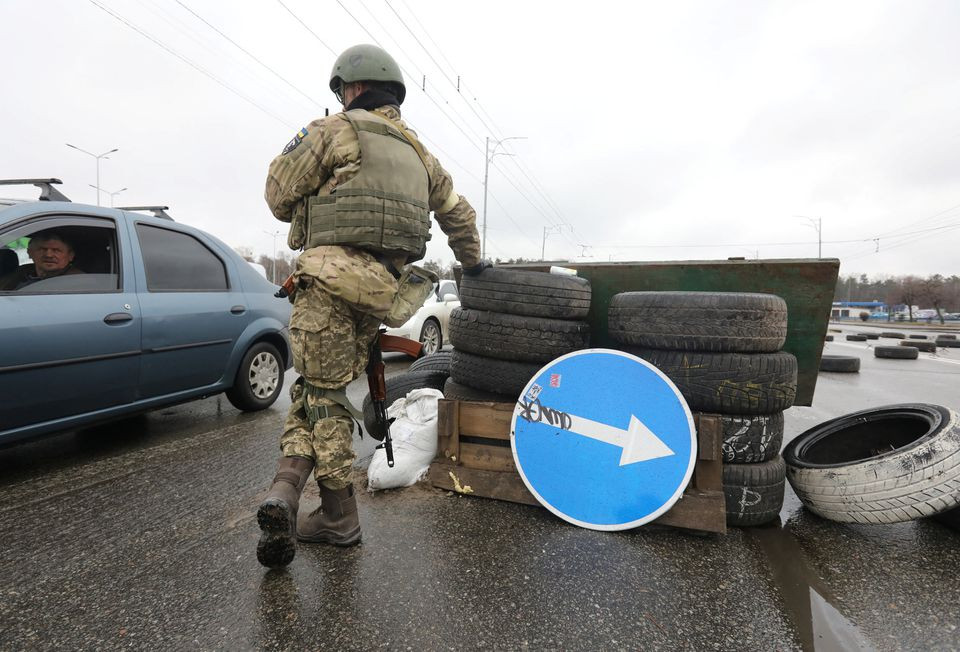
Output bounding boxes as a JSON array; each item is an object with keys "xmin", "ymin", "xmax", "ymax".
[{"xmin": 281, "ymin": 127, "xmax": 309, "ymax": 155}]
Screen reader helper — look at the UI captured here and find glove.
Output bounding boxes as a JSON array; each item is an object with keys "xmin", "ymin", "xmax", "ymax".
[{"xmin": 462, "ymin": 260, "xmax": 492, "ymax": 277}]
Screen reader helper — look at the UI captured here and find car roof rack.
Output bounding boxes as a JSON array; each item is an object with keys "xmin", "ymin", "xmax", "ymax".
[
  {"xmin": 0, "ymin": 178, "xmax": 71, "ymax": 202},
  {"xmin": 117, "ymin": 205, "xmax": 174, "ymax": 221}
]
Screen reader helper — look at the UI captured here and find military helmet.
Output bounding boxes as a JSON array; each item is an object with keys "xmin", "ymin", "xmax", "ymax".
[{"xmin": 330, "ymin": 44, "xmax": 406, "ymax": 104}]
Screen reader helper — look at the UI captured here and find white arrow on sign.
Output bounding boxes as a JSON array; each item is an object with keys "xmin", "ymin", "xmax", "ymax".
[{"xmin": 566, "ymin": 413, "xmax": 676, "ymax": 466}]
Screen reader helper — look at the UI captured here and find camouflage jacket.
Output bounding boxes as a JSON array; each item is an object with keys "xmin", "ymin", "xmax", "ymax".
[{"xmin": 265, "ymin": 105, "xmax": 481, "ymax": 268}]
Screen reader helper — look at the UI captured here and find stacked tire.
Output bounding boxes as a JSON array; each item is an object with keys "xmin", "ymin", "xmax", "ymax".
[
  {"xmin": 447, "ymin": 268, "xmax": 592, "ymax": 402},
  {"xmin": 608, "ymin": 291, "xmax": 797, "ymax": 527}
]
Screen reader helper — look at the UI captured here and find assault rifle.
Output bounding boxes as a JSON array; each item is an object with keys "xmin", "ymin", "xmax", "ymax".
[
  {"xmin": 274, "ymin": 273, "xmax": 295, "ymax": 299},
  {"xmin": 366, "ymin": 330, "xmax": 423, "ymax": 468}
]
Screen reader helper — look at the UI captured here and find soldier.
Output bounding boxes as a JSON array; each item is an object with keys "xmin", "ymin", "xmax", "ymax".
[{"xmin": 257, "ymin": 44, "xmax": 488, "ymax": 568}]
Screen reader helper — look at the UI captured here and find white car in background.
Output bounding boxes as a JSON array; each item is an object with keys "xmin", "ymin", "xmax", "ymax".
[{"xmin": 385, "ymin": 279, "xmax": 460, "ymax": 355}]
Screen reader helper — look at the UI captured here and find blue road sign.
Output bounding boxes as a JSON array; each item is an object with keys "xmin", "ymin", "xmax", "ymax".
[{"xmin": 510, "ymin": 348, "xmax": 696, "ymax": 531}]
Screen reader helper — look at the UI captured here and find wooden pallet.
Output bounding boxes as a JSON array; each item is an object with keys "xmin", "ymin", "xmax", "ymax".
[{"xmin": 427, "ymin": 398, "xmax": 727, "ymax": 534}]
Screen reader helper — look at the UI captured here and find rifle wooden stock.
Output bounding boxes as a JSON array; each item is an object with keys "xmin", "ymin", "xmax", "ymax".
[{"xmin": 379, "ymin": 334, "xmax": 423, "ymax": 358}]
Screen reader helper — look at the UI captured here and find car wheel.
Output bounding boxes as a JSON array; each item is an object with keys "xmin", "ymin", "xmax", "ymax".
[
  {"xmin": 419, "ymin": 319, "xmax": 442, "ymax": 356},
  {"xmin": 226, "ymin": 342, "xmax": 284, "ymax": 411}
]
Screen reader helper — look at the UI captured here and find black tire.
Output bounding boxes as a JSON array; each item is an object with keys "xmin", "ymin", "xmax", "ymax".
[
  {"xmin": 449, "ymin": 308, "xmax": 590, "ymax": 363},
  {"xmin": 901, "ymin": 339, "xmax": 935, "ymax": 353},
  {"xmin": 934, "ymin": 505, "xmax": 960, "ymax": 531},
  {"xmin": 908, "ymin": 334, "xmax": 928, "ymax": 340},
  {"xmin": 443, "ymin": 377, "xmax": 515, "ymax": 404},
  {"xmin": 880, "ymin": 332, "xmax": 906, "ymax": 339},
  {"xmin": 608, "ymin": 291, "xmax": 787, "ymax": 353},
  {"xmin": 938, "ymin": 334, "xmax": 957, "ymax": 340},
  {"xmin": 449, "ymin": 349, "xmax": 542, "ymax": 397},
  {"xmin": 699, "ymin": 412, "xmax": 784, "ymax": 464},
  {"xmin": 625, "ymin": 348, "xmax": 797, "ymax": 415},
  {"xmin": 824, "ymin": 335, "xmax": 834, "ymax": 342},
  {"xmin": 861, "ymin": 333, "xmax": 879, "ymax": 340},
  {"xmin": 362, "ymin": 370, "xmax": 447, "ymax": 440},
  {"xmin": 409, "ymin": 350, "xmax": 453, "ymax": 376},
  {"xmin": 225, "ymin": 342, "xmax": 284, "ymax": 411},
  {"xmin": 458, "ymin": 267, "xmax": 591, "ymax": 319},
  {"xmin": 846, "ymin": 334, "xmax": 867, "ymax": 342},
  {"xmin": 875, "ymin": 346, "xmax": 918, "ymax": 360},
  {"xmin": 418, "ymin": 318, "xmax": 443, "ymax": 356},
  {"xmin": 936, "ymin": 339, "xmax": 960, "ymax": 348},
  {"xmin": 723, "ymin": 456, "xmax": 785, "ymax": 527},
  {"xmin": 819, "ymin": 355, "xmax": 860, "ymax": 373},
  {"xmin": 783, "ymin": 404, "xmax": 960, "ymax": 524}
]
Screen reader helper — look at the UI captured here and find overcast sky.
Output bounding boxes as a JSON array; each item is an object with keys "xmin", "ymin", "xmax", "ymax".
[{"xmin": 2, "ymin": 0, "xmax": 959, "ymax": 276}]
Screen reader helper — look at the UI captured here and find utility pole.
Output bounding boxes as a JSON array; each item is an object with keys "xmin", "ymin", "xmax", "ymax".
[
  {"xmin": 481, "ymin": 135, "xmax": 526, "ymax": 259},
  {"xmin": 542, "ymin": 225, "xmax": 563, "ymax": 261},
  {"xmin": 67, "ymin": 144, "xmax": 118, "ymax": 206},
  {"xmin": 794, "ymin": 215, "xmax": 823, "ymax": 258}
]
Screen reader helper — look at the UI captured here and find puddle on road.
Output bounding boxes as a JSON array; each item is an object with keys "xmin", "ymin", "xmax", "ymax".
[{"xmin": 746, "ymin": 521, "xmax": 876, "ymax": 651}]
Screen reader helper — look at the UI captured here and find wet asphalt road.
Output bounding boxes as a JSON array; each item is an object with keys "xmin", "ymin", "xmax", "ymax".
[{"xmin": 1, "ymin": 335, "xmax": 959, "ymax": 651}]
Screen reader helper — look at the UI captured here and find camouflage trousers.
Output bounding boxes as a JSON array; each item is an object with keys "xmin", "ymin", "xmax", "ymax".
[{"xmin": 280, "ymin": 246, "xmax": 398, "ymax": 489}]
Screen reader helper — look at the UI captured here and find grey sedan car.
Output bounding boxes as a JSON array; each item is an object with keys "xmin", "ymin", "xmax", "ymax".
[{"xmin": 0, "ymin": 179, "xmax": 292, "ymax": 445}]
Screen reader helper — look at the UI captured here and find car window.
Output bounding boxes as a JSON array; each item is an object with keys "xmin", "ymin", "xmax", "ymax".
[
  {"xmin": 136, "ymin": 223, "xmax": 228, "ymax": 291},
  {"xmin": 0, "ymin": 220, "xmax": 120, "ymax": 294},
  {"xmin": 439, "ymin": 281, "xmax": 459, "ymax": 300}
]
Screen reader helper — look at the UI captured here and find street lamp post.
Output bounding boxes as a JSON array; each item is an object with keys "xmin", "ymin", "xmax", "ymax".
[
  {"xmin": 263, "ymin": 230, "xmax": 283, "ymax": 283},
  {"xmin": 88, "ymin": 184, "xmax": 127, "ymax": 207},
  {"xmin": 67, "ymin": 144, "xmax": 118, "ymax": 206},
  {"xmin": 481, "ymin": 136, "xmax": 526, "ymax": 260},
  {"xmin": 795, "ymin": 214, "xmax": 823, "ymax": 258}
]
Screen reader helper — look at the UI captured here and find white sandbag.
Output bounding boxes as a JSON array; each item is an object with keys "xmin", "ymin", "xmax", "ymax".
[{"xmin": 367, "ymin": 388, "xmax": 443, "ymax": 491}]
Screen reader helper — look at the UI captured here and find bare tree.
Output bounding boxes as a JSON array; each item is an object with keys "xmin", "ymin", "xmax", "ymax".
[
  {"xmin": 921, "ymin": 274, "xmax": 947, "ymax": 324},
  {"xmin": 898, "ymin": 276, "xmax": 922, "ymax": 322}
]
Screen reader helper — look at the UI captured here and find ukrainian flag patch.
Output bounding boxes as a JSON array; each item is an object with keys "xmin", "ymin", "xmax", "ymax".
[{"xmin": 281, "ymin": 127, "xmax": 309, "ymax": 155}]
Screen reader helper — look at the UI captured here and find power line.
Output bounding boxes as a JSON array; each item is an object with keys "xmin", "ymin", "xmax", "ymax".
[
  {"xmin": 86, "ymin": 0, "xmax": 295, "ymax": 129},
  {"xmin": 176, "ymin": 0, "xmax": 328, "ymax": 112},
  {"xmin": 275, "ymin": 0, "xmax": 337, "ymax": 55}
]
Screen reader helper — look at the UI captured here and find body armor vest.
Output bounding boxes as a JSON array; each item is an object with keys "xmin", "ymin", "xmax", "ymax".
[{"xmin": 306, "ymin": 109, "xmax": 431, "ymax": 259}]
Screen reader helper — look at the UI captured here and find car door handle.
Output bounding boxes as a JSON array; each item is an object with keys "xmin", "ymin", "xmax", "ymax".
[
  {"xmin": 230, "ymin": 305, "xmax": 247, "ymax": 314},
  {"xmin": 104, "ymin": 312, "xmax": 133, "ymax": 324}
]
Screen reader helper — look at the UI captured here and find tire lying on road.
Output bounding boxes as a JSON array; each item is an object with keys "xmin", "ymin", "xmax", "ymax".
[
  {"xmin": 723, "ymin": 456, "xmax": 786, "ymax": 527},
  {"xmin": 362, "ymin": 369, "xmax": 448, "ymax": 440},
  {"xmin": 846, "ymin": 334, "xmax": 867, "ymax": 342},
  {"xmin": 909, "ymin": 334, "xmax": 928, "ymax": 340},
  {"xmin": 880, "ymin": 331, "xmax": 907, "ymax": 339},
  {"xmin": 626, "ymin": 348, "xmax": 797, "ymax": 414},
  {"xmin": 819, "ymin": 355, "xmax": 860, "ymax": 373},
  {"xmin": 824, "ymin": 335, "xmax": 834, "ymax": 342},
  {"xmin": 783, "ymin": 404, "xmax": 960, "ymax": 524},
  {"xmin": 442, "ymin": 377, "xmax": 515, "ymax": 404},
  {"xmin": 939, "ymin": 334, "xmax": 957, "ymax": 340},
  {"xmin": 607, "ymin": 291, "xmax": 788, "ymax": 353},
  {"xmin": 861, "ymin": 333, "xmax": 879, "ymax": 340},
  {"xmin": 450, "ymin": 349, "xmax": 541, "ymax": 397},
  {"xmin": 936, "ymin": 339, "xmax": 960, "ymax": 349},
  {"xmin": 901, "ymin": 340, "xmax": 935, "ymax": 353},
  {"xmin": 449, "ymin": 307, "xmax": 589, "ymax": 363},
  {"xmin": 875, "ymin": 345, "xmax": 919, "ymax": 360},
  {"xmin": 458, "ymin": 267, "xmax": 592, "ymax": 320},
  {"xmin": 701, "ymin": 411, "xmax": 784, "ymax": 464},
  {"xmin": 409, "ymin": 350, "xmax": 453, "ymax": 376}
]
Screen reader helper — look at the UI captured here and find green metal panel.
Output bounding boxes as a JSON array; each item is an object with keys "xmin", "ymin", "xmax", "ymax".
[{"xmin": 507, "ymin": 259, "xmax": 839, "ymax": 406}]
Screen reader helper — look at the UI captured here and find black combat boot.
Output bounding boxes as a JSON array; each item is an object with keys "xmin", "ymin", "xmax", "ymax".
[
  {"xmin": 256, "ymin": 456, "xmax": 314, "ymax": 568},
  {"xmin": 297, "ymin": 483, "xmax": 362, "ymax": 546}
]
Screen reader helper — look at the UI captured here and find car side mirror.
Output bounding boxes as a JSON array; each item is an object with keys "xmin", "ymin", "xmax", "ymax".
[{"xmin": 440, "ymin": 292, "xmax": 458, "ymax": 302}]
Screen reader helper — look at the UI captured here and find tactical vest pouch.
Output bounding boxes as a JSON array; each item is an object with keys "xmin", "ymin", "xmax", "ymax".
[{"xmin": 383, "ymin": 264, "xmax": 439, "ymax": 328}]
